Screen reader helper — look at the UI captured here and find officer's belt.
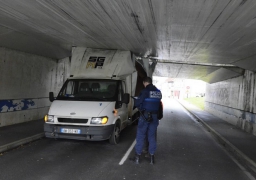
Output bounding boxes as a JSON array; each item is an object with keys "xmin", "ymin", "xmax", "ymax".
[{"xmin": 142, "ymin": 110, "xmax": 158, "ymax": 114}]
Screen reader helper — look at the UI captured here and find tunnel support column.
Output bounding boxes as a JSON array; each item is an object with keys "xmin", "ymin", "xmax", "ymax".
[{"xmin": 141, "ymin": 58, "xmax": 157, "ymax": 78}]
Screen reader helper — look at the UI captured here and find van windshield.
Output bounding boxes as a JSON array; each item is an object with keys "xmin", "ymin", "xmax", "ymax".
[{"xmin": 56, "ymin": 79, "xmax": 118, "ymax": 101}]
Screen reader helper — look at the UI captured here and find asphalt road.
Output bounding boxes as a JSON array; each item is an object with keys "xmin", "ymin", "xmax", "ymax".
[{"xmin": 0, "ymin": 99, "xmax": 253, "ymax": 180}]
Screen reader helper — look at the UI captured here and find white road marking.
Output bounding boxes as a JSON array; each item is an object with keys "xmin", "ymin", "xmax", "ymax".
[
  {"xmin": 225, "ymin": 152, "xmax": 256, "ymax": 180},
  {"xmin": 180, "ymin": 101, "xmax": 256, "ymax": 180},
  {"xmin": 119, "ymin": 139, "xmax": 136, "ymax": 165}
]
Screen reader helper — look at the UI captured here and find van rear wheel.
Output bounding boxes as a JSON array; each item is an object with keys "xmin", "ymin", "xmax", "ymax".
[{"xmin": 109, "ymin": 122, "xmax": 120, "ymax": 145}]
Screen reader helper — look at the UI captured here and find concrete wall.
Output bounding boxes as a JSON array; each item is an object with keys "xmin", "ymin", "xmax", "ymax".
[
  {"xmin": 205, "ymin": 70, "xmax": 256, "ymax": 135},
  {"xmin": 55, "ymin": 57, "xmax": 71, "ymax": 93},
  {"xmin": 0, "ymin": 47, "xmax": 69, "ymax": 127}
]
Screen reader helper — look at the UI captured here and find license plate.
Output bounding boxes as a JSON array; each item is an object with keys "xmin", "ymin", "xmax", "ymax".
[{"xmin": 61, "ymin": 128, "xmax": 81, "ymax": 134}]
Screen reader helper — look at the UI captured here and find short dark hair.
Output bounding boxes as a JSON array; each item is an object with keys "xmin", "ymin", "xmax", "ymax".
[{"xmin": 143, "ymin": 77, "xmax": 152, "ymax": 84}]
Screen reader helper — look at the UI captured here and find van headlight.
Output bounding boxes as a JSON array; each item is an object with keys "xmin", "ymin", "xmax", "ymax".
[
  {"xmin": 91, "ymin": 116, "xmax": 108, "ymax": 124},
  {"xmin": 44, "ymin": 115, "xmax": 54, "ymax": 123}
]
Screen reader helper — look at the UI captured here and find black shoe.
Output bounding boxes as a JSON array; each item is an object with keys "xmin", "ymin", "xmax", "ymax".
[
  {"xmin": 129, "ymin": 154, "xmax": 140, "ymax": 164},
  {"xmin": 150, "ymin": 155, "xmax": 155, "ymax": 165}
]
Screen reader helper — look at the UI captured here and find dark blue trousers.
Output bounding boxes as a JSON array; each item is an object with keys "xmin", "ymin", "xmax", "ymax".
[{"xmin": 135, "ymin": 114, "xmax": 159, "ymax": 155}]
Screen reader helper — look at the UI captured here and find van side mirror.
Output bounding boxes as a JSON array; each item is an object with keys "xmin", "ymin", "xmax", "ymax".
[
  {"xmin": 122, "ymin": 93, "xmax": 130, "ymax": 104},
  {"xmin": 49, "ymin": 92, "xmax": 55, "ymax": 102}
]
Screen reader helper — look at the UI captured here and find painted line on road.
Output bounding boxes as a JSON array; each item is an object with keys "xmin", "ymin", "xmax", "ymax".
[
  {"xmin": 223, "ymin": 148, "xmax": 256, "ymax": 180},
  {"xmin": 0, "ymin": 133, "xmax": 45, "ymax": 153},
  {"xmin": 119, "ymin": 139, "xmax": 136, "ymax": 165},
  {"xmin": 178, "ymin": 100, "xmax": 256, "ymax": 178}
]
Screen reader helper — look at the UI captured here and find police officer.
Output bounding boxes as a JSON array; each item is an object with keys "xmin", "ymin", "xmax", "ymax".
[
  {"xmin": 130, "ymin": 77, "xmax": 162, "ymax": 165},
  {"xmin": 143, "ymin": 100, "xmax": 163, "ymax": 157}
]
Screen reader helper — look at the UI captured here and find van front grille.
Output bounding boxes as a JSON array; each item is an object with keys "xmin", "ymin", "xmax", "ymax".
[{"xmin": 58, "ymin": 118, "xmax": 88, "ymax": 124}]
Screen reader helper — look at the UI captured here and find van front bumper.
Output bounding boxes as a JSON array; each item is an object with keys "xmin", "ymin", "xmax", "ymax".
[{"xmin": 44, "ymin": 123, "xmax": 114, "ymax": 141}]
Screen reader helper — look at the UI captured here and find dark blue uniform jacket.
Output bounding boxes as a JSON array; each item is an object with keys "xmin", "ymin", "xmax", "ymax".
[{"xmin": 134, "ymin": 84, "xmax": 162, "ymax": 113}]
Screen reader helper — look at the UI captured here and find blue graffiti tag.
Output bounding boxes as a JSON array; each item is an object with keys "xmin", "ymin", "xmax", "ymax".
[{"xmin": 0, "ymin": 99, "xmax": 36, "ymax": 113}]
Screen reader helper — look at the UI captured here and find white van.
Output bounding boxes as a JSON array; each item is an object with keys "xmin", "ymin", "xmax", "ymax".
[{"xmin": 44, "ymin": 48, "xmax": 138, "ymax": 144}]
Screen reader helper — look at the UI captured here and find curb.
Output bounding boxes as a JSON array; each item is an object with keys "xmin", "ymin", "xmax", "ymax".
[
  {"xmin": 0, "ymin": 133, "xmax": 45, "ymax": 153},
  {"xmin": 178, "ymin": 101, "xmax": 256, "ymax": 174}
]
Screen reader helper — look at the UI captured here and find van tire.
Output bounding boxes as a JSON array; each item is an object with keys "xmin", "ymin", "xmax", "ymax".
[{"xmin": 109, "ymin": 122, "xmax": 120, "ymax": 145}]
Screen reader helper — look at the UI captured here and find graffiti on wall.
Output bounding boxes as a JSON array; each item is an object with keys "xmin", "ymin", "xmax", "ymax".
[
  {"xmin": 0, "ymin": 99, "xmax": 36, "ymax": 113},
  {"xmin": 208, "ymin": 88, "xmax": 229, "ymax": 105}
]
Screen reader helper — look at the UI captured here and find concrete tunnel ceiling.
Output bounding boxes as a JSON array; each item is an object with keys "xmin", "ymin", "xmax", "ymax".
[{"xmin": 0, "ymin": 0, "xmax": 256, "ymax": 83}]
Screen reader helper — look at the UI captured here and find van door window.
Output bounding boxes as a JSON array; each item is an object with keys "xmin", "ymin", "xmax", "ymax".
[
  {"xmin": 66, "ymin": 81, "xmax": 75, "ymax": 94},
  {"xmin": 122, "ymin": 81, "xmax": 126, "ymax": 94},
  {"xmin": 118, "ymin": 82, "xmax": 124, "ymax": 101},
  {"xmin": 60, "ymin": 81, "xmax": 75, "ymax": 97}
]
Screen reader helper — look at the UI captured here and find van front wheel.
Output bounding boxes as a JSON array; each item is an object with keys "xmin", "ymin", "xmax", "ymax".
[{"xmin": 109, "ymin": 123, "xmax": 120, "ymax": 145}]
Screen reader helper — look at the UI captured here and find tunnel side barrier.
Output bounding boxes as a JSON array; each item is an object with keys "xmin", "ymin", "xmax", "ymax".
[{"xmin": 179, "ymin": 100, "xmax": 256, "ymax": 174}]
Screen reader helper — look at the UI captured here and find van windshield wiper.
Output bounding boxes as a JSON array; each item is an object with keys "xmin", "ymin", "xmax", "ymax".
[
  {"xmin": 76, "ymin": 97, "xmax": 108, "ymax": 101},
  {"xmin": 57, "ymin": 96, "xmax": 113, "ymax": 101}
]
